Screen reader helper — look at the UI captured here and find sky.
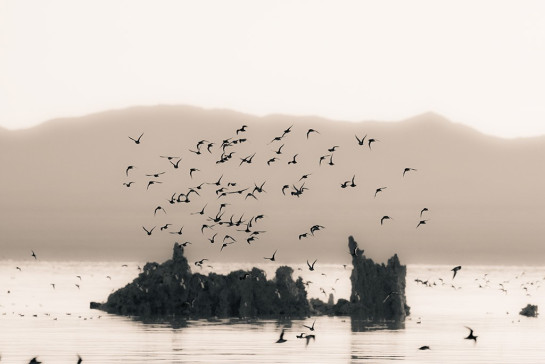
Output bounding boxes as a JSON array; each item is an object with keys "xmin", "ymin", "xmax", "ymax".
[{"xmin": 1, "ymin": 0, "xmax": 545, "ymax": 137}]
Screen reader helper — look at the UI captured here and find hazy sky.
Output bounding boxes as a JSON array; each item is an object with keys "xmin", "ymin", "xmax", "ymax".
[{"xmin": 1, "ymin": 1, "xmax": 545, "ymax": 137}]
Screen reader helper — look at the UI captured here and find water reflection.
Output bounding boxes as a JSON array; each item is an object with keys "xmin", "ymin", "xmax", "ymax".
[{"xmin": 350, "ymin": 317, "xmax": 405, "ymax": 332}]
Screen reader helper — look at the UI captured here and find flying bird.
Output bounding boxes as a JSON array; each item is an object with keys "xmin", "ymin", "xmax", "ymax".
[
  {"xmin": 306, "ymin": 129, "xmax": 319, "ymax": 138},
  {"xmin": 464, "ymin": 327, "xmax": 478, "ymax": 342},
  {"xmin": 403, "ymin": 168, "xmax": 417, "ymax": 177},
  {"xmin": 276, "ymin": 328, "xmax": 287, "ymax": 343},
  {"xmin": 147, "ymin": 180, "xmax": 162, "ymax": 190},
  {"xmin": 154, "ymin": 206, "xmax": 166, "ymax": 216},
  {"xmin": 374, "ymin": 187, "xmax": 387, "ymax": 198},
  {"xmin": 123, "ymin": 182, "xmax": 135, "ymax": 187},
  {"xmin": 236, "ymin": 125, "xmax": 248, "ymax": 134},
  {"xmin": 125, "ymin": 165, "xmax": 135, "ymax": 176},
  {"xmin": 282, "ymin": 185, "xmax": 290, "ymax": 195},
  {"xmin": 368, "ymin": 138, "xmax": 379, "ymax": 149},
  {"xmin": 305, "ymin": 334, "xmax": 315, "ymax": 347},
  {"xmin": 303, "ymin": 319, "xmax": 316, "ymax": 331},
  {"xmin": 31, "ymin": 250, "xmax": 37, "ymax": 260},
  {"xmin": 307, "ymin": 259, "xmax": 317, "ymax": 271},
  {"xmin": 264, "ymin": 249, "xmax": 277, "ymax": 261},
  {"xmin": 419, "ymin": 346, "xmax": 431, "ymax": 350},
  {"xmin": 282, "ymin": 125, "xmax": 293, "ymax": 137},
  {"xmin": 451, "ymin": 266, "xmax": 462, "ymax": 279},
  {"xmin": 288, "ymin": 154, "xmax": 298, "ymax": 165},
  {"xmin": 416, "ymin": 220, "xmax": 428, "ymax": 228},
  {"xmin": 274, "ymin": 144, "xmax": 284, "ymax": 154},
  {"xmin": 355, "ymin": 134, "xmax": 367, "ymax": 145},
  {"xmin": 380, "ymin": 216, "xmax": 392, "ymax": 225},
  {"xmin": 146, "ymin": 172, "xmax": 165, "ymax": 178},
  {"xmin": 142, "ymin": 226, "xmax": 155, "ymax": 236},
  {"xmin": 189, "ymin": 168, "xmax": 200, "ymax": 178},
  {"xmin": 420, "ymin": 208, "xmax": 429, "ymax": 217},
  {"xmin": 170, "ymin": 159, "xmax": 182, "ymax": 169},
  {"xmin": 128, "ymin": 133, "xmax": 144, "ymax": 144}
]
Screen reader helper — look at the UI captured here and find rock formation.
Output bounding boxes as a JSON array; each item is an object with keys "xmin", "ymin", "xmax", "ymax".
[
  {"xmin": 94, "ymin": 237, "xmax": 409, "ymax": 320},
  {"xmin": 519, "ymin": 304, "xmax": 538, "ymax": 317},
  {"xmin": 98, "ymin": 243, "xmax": 310, "ymax": 318},
  {"xmin": 349, "ymin": 236, "xmax": 410, "ymax": 320}
]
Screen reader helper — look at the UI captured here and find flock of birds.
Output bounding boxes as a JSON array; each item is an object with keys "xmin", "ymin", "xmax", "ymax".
[{"xmin": 2, "ymin": 121, "xmax": 541, "ymax": 361}]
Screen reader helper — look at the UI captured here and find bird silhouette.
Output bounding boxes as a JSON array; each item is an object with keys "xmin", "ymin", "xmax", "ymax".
[
  {"xmin": 282, "ymin": 185, "xmax": 290, "ymax": 195},
  {"xmin": 282, "ymin": 125, "xmax": 293, "ymax": 137},
  {"xmin": 420, "ymin": 208, "xmax": 429, "ymax": 217},
  {"xmin": 31, "ymin": 250, "xmax": 37, "ymax": 260},
  {"xmin": 147, "ymin": 181, "xmax": 162, "ymax": 190},
  {"xmin": 28, "ymin": 358, "xmax": 42, "ymax": 364},
  {"xmin": 368, "ymin": 138, "xmax": 379, "ymax": 149},
  {"xmin": 236, "ymin": 125, "xmax": 248, "ymax": 134},
  {"xmin": 264, "ymin": 249, "xmax": 277, "ymax": 261},
  {"xmin": 306, "ymin": 129, "xmax": 319, "ymax": 138},
  {"xmin": 77, "ymin": 354, "xmax": 83, "ymax": 364},
  {"xmin": 154, "ymin": 206, "xmax": 166, "ymax": 216},
  {"xmin": 355, "ymin": 134, "xmax": 367, "ymax": 145},
  {"xmin": 403, "ymin": 167, "xmax": 417, "ymax": 177},
  {"xmin": 125, "ymin": 165, "xmax": 135, "ymax": 176},
  {"xmin": 303, "ymin": 319, "xmax": 316, "ymax": 331},
  {"xmin": 380, "ymin": 216, "xmax": 392, "ymax": 225},
  {"xmin": 451, "ymin": 266, "xmax": 462, "ymax": 279},
  {"xmin": 276, "ymin": 328, "xmax": 287, "ymax": 343},
  {"xmin": 304, "ymin": 334, "xmax": 316, "ymax": 347},
  {"xmin": 146, "ymin": 172, "xmax": 165, "ymax": 178},
  {"xmin": 240, "ymin": 153, "xmax": 256, "ymax": 166},
  {"xmin": 464, "ymin": 327, "xmax": 478, "ymax": 342},
  {"xmin": 416, "ymin": 220, "xmax": 428, "ymax": 228},
  {"xmin": 169, "ymin": 159, "xmax": 182, "ymax": 169},
  {"xmin": 128, "ymin": 133, "xmax": 144, "ymax": 144},
  {"xmin": 374, "ymin": 187, "xmax": 387, "ymax": 198},
  {"xmin": 160, "ymin": 155, "xmax": 179, "ymax": 161},
  {"xmin": 189, "ymin": 168, "xmax": 200, "ymax": 178},
  {"xmin": 288, "ymin": 154, "xmax": 298, "ymax": 165},
  {"xmin": 328, "ymin": 146, "xmax": 339, "ymax": 152},
  {"xmin": 419, "ymin": 346, "xmax": 430, "ymax": 350},
  {"xmin": 123, "ymin": 182, "xmax": 135, "ymax": 187},
  {"xmin": 307, "ymin": 259, "xmax": 317, "ymax": 271},
  {"xmin": 319, "ymin": 154, "xmax": 330, "ymax": 165},
  {"xmin": 191, "ymin": 204, "xmax": 207, "ymax": 215},
  {"xmin": 274, "ymin": 144, "xmax": 284, "ymax": 154},
  {"xmin": 142, "ymin": 226, "xmax": 155, "ymax": 236},
  {"xmin": 170, "ymin": 226, "xmax": 184, "ymax": 235}
]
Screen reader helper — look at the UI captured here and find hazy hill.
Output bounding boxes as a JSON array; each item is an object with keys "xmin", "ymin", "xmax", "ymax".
[{"xmin": 0, "ymin": 105, "xmax": 544, "ymax": 265}]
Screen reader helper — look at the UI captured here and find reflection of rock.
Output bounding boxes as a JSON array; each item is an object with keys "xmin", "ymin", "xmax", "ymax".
[
  {"xmin": 349, "ymin": 236, "xmax": 410, "ymax": 320},
  {"xmin": 519, "ymin": 304, "xmax": 538, "ymax": 317},
  {"xmin": 96, "ymin": 243, "xmax": 310, "ymax": 318}
]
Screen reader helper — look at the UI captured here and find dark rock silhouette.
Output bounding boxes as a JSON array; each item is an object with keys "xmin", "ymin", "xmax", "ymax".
[
  {"xmin": 94, "ymin": 238, "xmax": 409, "ymax": 320},
  {"xmin": 348, "ymin": 236, "xmax": 410, "ymax": 320},
  {"xmin": 98, "ymin": 243, "xmax": 310, "ymax": 318},
  {"xmin": 519, "ymin": 304, "xmax": 538, "ymax": 317}
]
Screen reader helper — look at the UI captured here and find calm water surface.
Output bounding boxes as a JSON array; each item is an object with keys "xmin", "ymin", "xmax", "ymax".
[{"xmin": 1, "ymin": 262, "xmax": 544, "ymax": 363}]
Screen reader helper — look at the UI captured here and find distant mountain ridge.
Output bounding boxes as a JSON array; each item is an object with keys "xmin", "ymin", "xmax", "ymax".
[{"xmin": 0, "ymin": 105, "xmax": 543, "ymax": 265}]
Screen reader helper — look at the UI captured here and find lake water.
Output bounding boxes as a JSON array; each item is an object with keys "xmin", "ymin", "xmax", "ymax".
[{"xmin": 1, "ymin": 262, "xmax": 544, "ymax": 363}]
